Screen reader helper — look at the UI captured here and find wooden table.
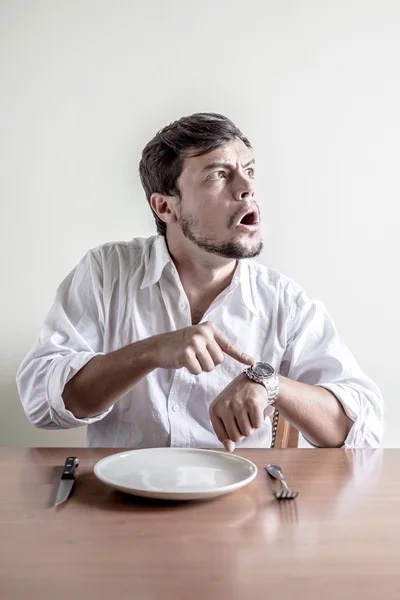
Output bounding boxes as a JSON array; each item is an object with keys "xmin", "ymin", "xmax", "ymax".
[{"xmin": 0, "ymin": 447, "xmax": 399, "ymax": 600}]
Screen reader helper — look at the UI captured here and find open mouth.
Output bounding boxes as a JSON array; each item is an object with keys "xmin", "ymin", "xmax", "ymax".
[{"xmin": 237, "ymin": 209, "xmax": 259, "ymax": 227}]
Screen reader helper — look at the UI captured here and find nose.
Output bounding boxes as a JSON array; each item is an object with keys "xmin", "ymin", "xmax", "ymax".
[{"xmin": 232, "ymin": 173, "xmax": 255, "ymax": 202}]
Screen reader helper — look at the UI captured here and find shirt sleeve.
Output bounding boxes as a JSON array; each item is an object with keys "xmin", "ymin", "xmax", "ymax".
[
  {"xmin": 279, "ymin": 288, "xmax": 384, "ymax": 448},
  {"xmin": 16, "ymin": 249, "xmax": 113, "ymax": 429}
]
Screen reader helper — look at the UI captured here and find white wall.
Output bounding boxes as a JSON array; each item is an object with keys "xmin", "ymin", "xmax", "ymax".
[{"xmin": 1, "ymin": 0, "xmax": 399, "ymax": 447}]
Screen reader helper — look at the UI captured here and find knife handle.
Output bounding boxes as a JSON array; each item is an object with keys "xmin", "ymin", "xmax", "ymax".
[{"xmin": 61, "ymin": 456, "xmax": 79, "ymax": 480}]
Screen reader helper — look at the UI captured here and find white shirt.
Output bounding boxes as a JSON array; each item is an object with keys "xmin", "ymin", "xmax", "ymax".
[{"xmin": 16, "ymin": 235, "xmax": 383, "ymax": 448}]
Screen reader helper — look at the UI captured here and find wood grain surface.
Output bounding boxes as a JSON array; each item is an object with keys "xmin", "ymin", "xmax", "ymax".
[{"xmin": 0, "ymin": 447, "xmax": 398, "ymax": 600}]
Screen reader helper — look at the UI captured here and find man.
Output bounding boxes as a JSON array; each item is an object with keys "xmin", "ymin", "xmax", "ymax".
[{"xmin": 17, "ymin": 112, "xmax": 383, "ymax": 450}]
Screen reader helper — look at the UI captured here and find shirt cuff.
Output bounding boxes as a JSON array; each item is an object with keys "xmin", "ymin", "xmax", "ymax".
[
  {"xmin": 316, "ymin": 382, "xmax": 372, "ymax": 448},
  {"xmin": 46, "ymin": 352, "xmax": 113, "ymax": 428}
]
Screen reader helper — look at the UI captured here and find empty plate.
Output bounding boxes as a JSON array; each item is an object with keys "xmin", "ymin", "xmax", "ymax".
[{"xmin": 94, "ymin": 448, "xmax": 258, "ymax": 500}]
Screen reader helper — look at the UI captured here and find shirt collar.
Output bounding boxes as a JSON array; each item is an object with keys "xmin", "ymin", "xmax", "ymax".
[
  {"xmin": 140, "ymin": 235, "xmax": 172, "ymax": 289},
  {"xmin": 140, "ymin": 235, "xmax": 258, "ymax": 316}
]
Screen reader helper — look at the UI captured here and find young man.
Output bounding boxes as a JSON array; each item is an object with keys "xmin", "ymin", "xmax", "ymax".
[{"xmin": 17, "ymin": 113, "xmax": 383, "ymax": 450}]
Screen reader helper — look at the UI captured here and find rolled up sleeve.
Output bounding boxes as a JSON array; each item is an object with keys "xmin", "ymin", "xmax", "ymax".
[
  {"xmin": 16, "ymin": 250, "xmax": 113, "ymax": 429},
  {"xmin": 280, "ymin": 289, "xmax": 384, "ymax": 448}
]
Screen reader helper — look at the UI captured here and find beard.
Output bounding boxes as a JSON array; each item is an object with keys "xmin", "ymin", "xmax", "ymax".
[{"xmin": 178, "ymin": 213, "xmax": 263, "ymax": 260}]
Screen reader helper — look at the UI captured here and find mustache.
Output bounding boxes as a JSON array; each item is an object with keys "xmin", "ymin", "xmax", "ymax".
[{"xmin": 228, "ymin": 205, "xmax": 260, "ymax": 228}]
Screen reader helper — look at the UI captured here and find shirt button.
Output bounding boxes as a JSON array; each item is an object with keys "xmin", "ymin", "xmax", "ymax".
[
  {"xmin": 179, "ymin": 302, "xmax": 187, "ymax": 310},
  {"xmin": 172, "ymin": 404, "xmax": 180, "ymax": 412}
]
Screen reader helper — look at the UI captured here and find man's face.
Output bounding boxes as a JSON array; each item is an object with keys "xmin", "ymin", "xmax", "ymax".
[{"xmin": 174, "ymin": 137, "xmax": 262, "ymax": 260}]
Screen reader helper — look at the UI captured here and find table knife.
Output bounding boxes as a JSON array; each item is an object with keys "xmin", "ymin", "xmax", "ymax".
[{"xmin": 55, "ymin": 456, "xmax": 79, "ymax": 506}]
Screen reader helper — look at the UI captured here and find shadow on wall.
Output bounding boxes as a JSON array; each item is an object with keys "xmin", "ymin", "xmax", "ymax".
[{"xmin": 0, "ymin": 374, "xmax": 85, "ymax": 447}]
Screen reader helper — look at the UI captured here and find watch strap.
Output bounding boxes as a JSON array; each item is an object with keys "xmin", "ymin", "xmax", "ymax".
[{"xmin": 245, "ymin": 368, "xmax": 279, "ymax": 404}]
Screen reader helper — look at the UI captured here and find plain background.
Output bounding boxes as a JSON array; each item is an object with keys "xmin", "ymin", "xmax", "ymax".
[{"xmin": 1, "ymin": 0, "xmax": 399, "ymax": 447}]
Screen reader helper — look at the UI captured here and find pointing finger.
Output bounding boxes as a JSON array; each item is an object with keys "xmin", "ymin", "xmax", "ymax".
[{"xmin": 214, "ymin": 329, "xmax": 256, "ymax": 366}]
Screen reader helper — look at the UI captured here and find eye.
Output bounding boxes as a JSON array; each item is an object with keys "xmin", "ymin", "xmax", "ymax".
[
  {"xmin": 246, "ymin": 167, "xmax": 255, "ymax": 178},
  {"xmin": 207, "ymin": 170, "xmax": 227, "ymax": 181}
]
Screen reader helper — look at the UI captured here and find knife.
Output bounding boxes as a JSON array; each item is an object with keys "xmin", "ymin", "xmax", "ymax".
[{"xmin": 55, "ymin": 456, "xmax": 79, "ymax": 506}]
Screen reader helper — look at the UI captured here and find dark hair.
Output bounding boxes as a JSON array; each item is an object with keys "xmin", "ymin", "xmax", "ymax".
[{"xmin": 139, "ymin": 112, "xmax": 252, "ymax": 236}]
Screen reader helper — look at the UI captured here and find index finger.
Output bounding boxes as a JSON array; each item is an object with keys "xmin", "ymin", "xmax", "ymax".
[{"xmin": 214, "ymin": 328, "xmax": 256, "ymax": 366}]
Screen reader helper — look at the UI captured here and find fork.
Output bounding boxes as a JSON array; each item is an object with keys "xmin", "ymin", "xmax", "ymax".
[{"xmin": 265, "ymin": 464, "xmax": 298, "ymax": 499}]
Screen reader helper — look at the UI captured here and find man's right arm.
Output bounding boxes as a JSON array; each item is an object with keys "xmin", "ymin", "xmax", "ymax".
[
  {"xmin": 63, "ymin": 323, "xmax": 256, "ymax": 419},
  {"xmin": 16, "ymin": 245, "xmax": 254, "ymax": 431},
  {"xmin": 62, "ymin": 338, "xmax": 158, "ymax": 419},
  {"xmin": 16, "ymin": 250, "xmax": 107, "ymax": 430}
]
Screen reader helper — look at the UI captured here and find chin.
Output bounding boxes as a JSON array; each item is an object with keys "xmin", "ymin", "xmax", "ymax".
[
  {"xmin": 230, "ymin": 232, "xmax": 263, "ymax": 259},
  {"xmin": 207, "ymin": 238, "xmax": 263, "ymax": 260},
  {"xmin": 238, "ymin": 241, "xmax": 263, "ymax": 260},
  {"xmin": 179, "ymin": 216, "xmax": 263, "ymax": 260}
]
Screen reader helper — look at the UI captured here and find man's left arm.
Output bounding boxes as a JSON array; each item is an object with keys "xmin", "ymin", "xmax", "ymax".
[
  {"xmin": 274, "ymin": 375, "xmax": 353, "ymax": 448},
  {"xmin": 276, "ymin": 289, "xmax": 384, "ymax": 448},
  {"xmin": 210, "ymin": 289, "xmax": 384, "ymax": 450}
]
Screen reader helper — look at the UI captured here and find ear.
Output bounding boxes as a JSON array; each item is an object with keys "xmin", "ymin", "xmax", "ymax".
[{"xmin": 150, "ymin": 193, "xmax": 179, "ymax": 226}]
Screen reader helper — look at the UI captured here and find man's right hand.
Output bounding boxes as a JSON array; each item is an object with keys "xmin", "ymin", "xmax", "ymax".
[{"xmin": 150, "ymin": 321, "xmax": 256, "ymax": 375}]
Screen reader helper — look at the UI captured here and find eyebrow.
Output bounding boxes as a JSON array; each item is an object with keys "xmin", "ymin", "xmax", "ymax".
[{"xmin": 202, "ymin": 158, "xmax": 255, "ymax": 172}]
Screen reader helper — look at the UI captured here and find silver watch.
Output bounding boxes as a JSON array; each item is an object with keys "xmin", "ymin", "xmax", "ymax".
[{"xmin": 243, "ymin": 362, "xmax": 279, "ymax": 405}]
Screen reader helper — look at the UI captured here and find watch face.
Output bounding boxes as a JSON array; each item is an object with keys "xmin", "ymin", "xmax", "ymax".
[{"xmin": 252, "ymin": 362, "xmax": 274, "ymax": 378}]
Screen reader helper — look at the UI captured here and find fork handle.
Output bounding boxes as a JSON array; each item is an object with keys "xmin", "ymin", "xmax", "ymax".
[{"xmin": 279, "ymin": 480, "xmax": 291, "ymax": 494}]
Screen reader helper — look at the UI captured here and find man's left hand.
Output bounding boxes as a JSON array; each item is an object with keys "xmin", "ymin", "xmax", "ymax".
[{"xmin": 209, "ymin": 373, "xmax": 270, "ymax": 452}]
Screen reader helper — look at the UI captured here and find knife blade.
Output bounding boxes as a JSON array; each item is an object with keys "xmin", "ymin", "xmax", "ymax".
[{"xmin": 55, "ymin": 456, "xmax": 79, "ymax": 506}]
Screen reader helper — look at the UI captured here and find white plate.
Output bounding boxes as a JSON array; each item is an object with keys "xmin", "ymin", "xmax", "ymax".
[{"xmin": 93, "ymin": 448, "xmax": 258, "ymax": 500}]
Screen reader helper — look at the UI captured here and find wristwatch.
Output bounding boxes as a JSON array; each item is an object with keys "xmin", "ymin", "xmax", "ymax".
[{"xmin": 243, "ymin": 362, "xmax": 279, "ymax": 405}]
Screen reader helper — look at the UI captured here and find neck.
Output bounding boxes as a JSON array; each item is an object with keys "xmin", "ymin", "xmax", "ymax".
[{"xmin": 165, "ymin": 231, "xmax": 237, "ymax": 311}]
